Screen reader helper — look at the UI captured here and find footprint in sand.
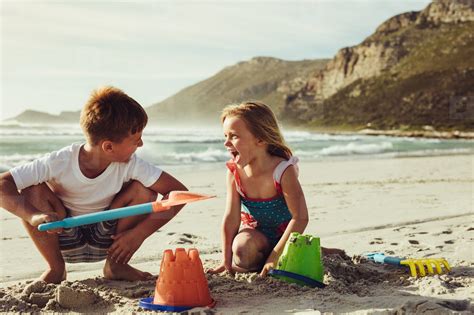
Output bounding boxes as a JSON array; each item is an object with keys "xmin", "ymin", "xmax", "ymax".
[
  {"xmin": 369, "ymin": 238, "xmax": 384, "ymax": 245},
  {"xmin": 169, "ymin": 233, "xmax": 201, "ymax": 245}
]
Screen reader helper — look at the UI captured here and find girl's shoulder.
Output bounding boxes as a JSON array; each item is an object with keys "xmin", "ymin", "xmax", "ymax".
[{"xmin": 274, "ymin": 156, "xmax": 299, "ymax": 182}]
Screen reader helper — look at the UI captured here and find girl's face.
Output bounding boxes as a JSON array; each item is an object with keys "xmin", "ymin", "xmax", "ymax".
[{"xmin": 223, "ymin": 116, "xmax": 262, "ymax": 166}]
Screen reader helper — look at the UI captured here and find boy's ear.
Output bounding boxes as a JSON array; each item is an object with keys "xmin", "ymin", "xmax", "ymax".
[{"xmin": 101, "ymin": 140, "xmax": 114, "ymax": 153}]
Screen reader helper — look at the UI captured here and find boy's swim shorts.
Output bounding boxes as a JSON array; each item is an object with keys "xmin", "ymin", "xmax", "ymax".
[{"xmin": 58, "ymin": 219, "xmax": 117, "ymax": 263}]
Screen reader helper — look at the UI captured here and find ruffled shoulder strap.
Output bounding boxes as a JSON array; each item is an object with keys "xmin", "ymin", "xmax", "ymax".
[
  {"xmin": 273, "ymin": 156, "xmax": 299, "ymax": 195},
  {"xmin": 226, "ymin": 160, "xmax": 246, "ymax": 198}
]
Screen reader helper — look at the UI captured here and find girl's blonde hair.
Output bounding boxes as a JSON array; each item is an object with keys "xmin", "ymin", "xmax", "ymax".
[{"xmin": 221, "ymin": 101, "xmax": 292, "ymax": 160}]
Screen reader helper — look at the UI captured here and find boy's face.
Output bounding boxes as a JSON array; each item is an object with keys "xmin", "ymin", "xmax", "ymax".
[{"xmin": 110, "ymin": 131, "xmax": 143, "ymax": 162}]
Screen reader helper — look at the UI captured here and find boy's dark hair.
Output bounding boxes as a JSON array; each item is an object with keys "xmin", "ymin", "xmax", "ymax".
[{"xmin": 80, "ymin": 86, "xmax": 148, "ymax": 145}]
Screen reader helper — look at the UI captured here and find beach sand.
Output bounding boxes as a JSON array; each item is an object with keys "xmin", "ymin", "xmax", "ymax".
[{"xmin": 1, "ymin": 154, "xmax": 473, "ymax": 313}]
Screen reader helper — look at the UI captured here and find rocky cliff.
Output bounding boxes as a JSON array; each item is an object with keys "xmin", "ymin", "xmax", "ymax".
[{"xmin": 283, "ymin": 0, "xmax": 474, "ymax": 130}]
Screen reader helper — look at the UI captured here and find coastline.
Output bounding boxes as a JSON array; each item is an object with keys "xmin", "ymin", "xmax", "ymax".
[
  {"xmin": 357, "ymin": 128, "xmax": 474, "ymax": 140},
  {"xmin": 1, "ymin": 154, "xmax": 473, "ymax": 313},
  {"xmin": 290, "ymin": 123, "xmax": 474, "ymax": 140}
]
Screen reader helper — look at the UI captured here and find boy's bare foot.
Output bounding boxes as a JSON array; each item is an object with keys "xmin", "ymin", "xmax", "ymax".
[
  {"xmin": 103, "ymin": 259, "xmax": 153, "ymax": 281},
  {"xmin": 40, "ymin": 267, "xmax": 66, "ymax": 284}
]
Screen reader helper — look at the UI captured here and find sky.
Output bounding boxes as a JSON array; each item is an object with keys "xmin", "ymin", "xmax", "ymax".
[{"xmin": 1, "ymin": 0, "xmax": 431, "ymax": 120}]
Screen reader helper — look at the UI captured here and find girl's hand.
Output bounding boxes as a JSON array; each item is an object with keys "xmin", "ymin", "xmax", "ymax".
[
  {"xmin": 260, "ymin": 261, "xmax": 275, "ymax": 277},
  {"xmin": 259, "ymin": 251, "xmax": 279, "ymax": 277},
  {"xmin": 207, "ymin": 261, "xmax": 234, "ymax": 275}
]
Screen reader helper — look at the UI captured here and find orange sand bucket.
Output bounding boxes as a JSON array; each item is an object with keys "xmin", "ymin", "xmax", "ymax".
[{"xmin": 140, "ymin": 248, "xmax": 215, "ymax": 312}]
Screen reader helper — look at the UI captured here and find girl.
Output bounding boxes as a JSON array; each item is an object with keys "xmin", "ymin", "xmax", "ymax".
[{"xmin": 209, "ymin": 101, "xmax": 309, "ymax": 277}]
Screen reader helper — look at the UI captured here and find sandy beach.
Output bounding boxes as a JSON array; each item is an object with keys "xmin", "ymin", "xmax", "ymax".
[{"xmin": 1, "ymin": 154, "xmax": 472, "ymax": 313}]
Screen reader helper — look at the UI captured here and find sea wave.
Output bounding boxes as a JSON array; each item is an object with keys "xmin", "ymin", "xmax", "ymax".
[
  {"xmin": 162, "ymin": 148, "xmax": 230, "ymax": 164},
  {"xmin": 0, "ymin": 153, "xmax": 47, "ymax": 169},
  {"xmin": 146, "ymin": 136, "xmax": 222, "ymax": 144},
  {"xmin": 320, "ymin": 142, "xmax": 394, "ymax": 156}
]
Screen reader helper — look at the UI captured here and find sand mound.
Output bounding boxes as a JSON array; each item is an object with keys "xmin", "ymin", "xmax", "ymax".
[
  {"xmin": 0, "ymin": 278, "xmax": 154, "ymax": 313},
  {"xmin": 0, "ymin": 255, "xmax": 472, "ymax": 313}
]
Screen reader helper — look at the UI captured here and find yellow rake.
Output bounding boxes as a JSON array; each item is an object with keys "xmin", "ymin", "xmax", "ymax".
[{"xmin": 365, "ymin": 253, "xmax": 451, "ymax": 277}]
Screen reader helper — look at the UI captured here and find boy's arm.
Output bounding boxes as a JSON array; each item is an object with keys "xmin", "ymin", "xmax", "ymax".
[
  {"xmin": 0, "ymin": 172, "xmax": 59, "ymax": 226},
  {"xmin": 126, "ymin": 171, "xmax": 188, "ymax": 240},
  {"xmin": 260, "ymin": 166, "xmax": 309, "ymax": 276},
  {"xmin": 108, "ymin": 171, "xmax": 188, "ymax": 264}
]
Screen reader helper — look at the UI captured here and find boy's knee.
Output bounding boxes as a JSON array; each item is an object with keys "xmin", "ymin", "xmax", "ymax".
[
  {"xmin": 21, "ymin": 183, "xmax": 52, "ymax": 207},
  {"xmin": 21, "ymin": 184, "xmax": 65, "ymax": 217},
  {"xmin": 128, "ymin": 181, "xmax": 157, "ymax": 203},
  {"xmin": 21, "ymin": 183, "xmax": 46, "ymax": 198}
]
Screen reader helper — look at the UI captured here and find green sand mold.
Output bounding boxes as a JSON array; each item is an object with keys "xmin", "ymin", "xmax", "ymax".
[{"xmin": 272, "ymin": 232, "xmax": 324, "ymax": 286}]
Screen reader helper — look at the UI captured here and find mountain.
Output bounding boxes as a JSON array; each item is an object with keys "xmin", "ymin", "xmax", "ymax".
[
  {"xmin": 8, "ymin": 110, "xmax": 80, "ymax": 124},
  {"xmin": 8, "ymin": 57, "xmax": 328, "ymax": 125},
  {"xmin": 146, "ymin": 57, "xmax": 329, "ymax": 123},
  {"xmin": 283, "ymin": 0, "xmax": 474, "ymax": 130}
]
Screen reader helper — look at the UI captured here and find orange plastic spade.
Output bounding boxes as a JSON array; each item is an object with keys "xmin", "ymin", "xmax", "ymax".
[{"xmin": 152, "ymin": 191, "xmax": 216, "ymax": 211}]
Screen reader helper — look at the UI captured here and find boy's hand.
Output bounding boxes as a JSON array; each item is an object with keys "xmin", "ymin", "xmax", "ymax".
[
  {"xmin": 29, "ymin": 212, "xmax": 63, "ymax": 234},
  {"xmin": 108, "ymin": 230, "xmax": 145, "ymax": 264}
]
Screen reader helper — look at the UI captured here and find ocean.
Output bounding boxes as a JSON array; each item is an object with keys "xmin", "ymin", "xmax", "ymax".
[{"xmin": 1, "ymin": 121, "xmax": 473, "ymax": 172}]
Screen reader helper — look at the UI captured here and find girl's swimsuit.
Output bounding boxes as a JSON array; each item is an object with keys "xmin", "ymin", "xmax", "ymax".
[{"xmin": 226, "ymin": 156, "xmax": 299, "ymax": 246}]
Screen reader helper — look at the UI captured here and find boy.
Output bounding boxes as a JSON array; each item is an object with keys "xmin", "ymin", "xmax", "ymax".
[{"xmin": 0, "ymin": 86, "xmax": 187, "ymax": 283}]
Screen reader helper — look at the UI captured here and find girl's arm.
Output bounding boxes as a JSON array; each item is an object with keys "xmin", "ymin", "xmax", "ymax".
[
  {"xmin": 209, "ymin": 170, "xmax": 241, "ymax": 274},
  {"xmin": 260, "ymin": 165, "xmax": 309, "ymax": 276}
]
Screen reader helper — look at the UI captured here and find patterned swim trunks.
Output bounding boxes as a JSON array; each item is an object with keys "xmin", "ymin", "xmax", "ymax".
[{"xmin": 58, "ymin": 219, "xmax": 117, "ymax": 263}]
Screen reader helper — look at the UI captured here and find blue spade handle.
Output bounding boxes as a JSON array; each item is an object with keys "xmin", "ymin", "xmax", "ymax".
[{"xmin": 38, "ymin": 202, "xmax": 154, "ymax": 231}]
